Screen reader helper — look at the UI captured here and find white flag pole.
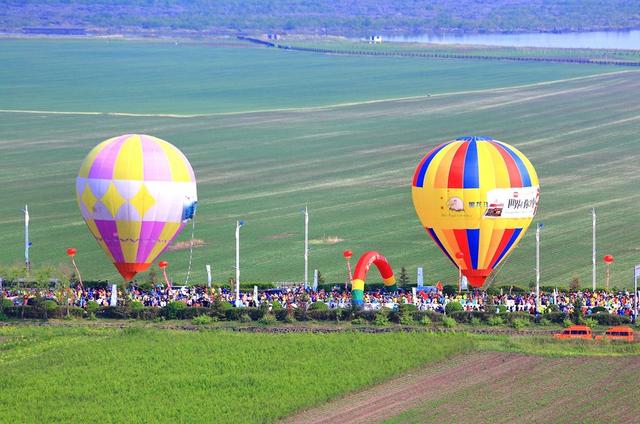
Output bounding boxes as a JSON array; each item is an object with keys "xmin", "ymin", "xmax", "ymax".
[
  {"xmin": 535, "ymin": 223, "xmax": 542, "ymax": 312},
  {"xmin": 634, "ymin": 265, "xmax": 639, "ymax": 321},
  {"xmin": 592, "ymin": 208, "xmax": 597, "ymax": 291},
  {"xmin": 235, "ymin": 220, "xmax": 245, "ymax": 307},
  {"xmin": 303, "ymin": 206, "xmax": 309, "ymax": 289}
]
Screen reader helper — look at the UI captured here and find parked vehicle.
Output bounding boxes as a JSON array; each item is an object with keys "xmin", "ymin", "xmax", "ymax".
[
  {"xmin": 595, "ymin": 326, "xmax": 634, "ymax": 342},
  {"xmin": 553, "ymin": 325, "xmax": 593, "ymax": 340}
]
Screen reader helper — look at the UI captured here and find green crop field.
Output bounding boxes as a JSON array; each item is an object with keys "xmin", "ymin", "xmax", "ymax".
[
  {"xmin": 0, "ymin": 38, "xmax": 639, "ymax": 288},
  {"xmin": 0, "ymin": 325, "xmax": 472, "ymax": 423},
  {"xmin": 1, "ymin": 324, "xmax": 636, "ymax": 423}
]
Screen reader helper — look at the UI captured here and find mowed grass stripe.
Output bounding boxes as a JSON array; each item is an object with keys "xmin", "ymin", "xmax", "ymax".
[{"xmin": 0, "ymin": 69, "xmax": 634, "ymax": 118}]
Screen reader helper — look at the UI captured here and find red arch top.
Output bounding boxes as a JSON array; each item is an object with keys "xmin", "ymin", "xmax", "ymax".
[{"xmin": 352, "ymin": 251, "xmax": 394, "ymax": 283}]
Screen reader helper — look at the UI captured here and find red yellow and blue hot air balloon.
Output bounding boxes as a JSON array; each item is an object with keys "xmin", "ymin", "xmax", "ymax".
[
  {"xmin": 76, "ymin": 134, "xmax": 197, "ymax": 281},
  {"xmin": 412, "ymin": 136, "xmax": 539, "ymax": 288}
]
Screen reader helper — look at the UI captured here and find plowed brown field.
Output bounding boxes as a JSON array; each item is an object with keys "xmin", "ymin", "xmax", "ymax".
[{"xmin": 281, "ymin": 352, "xmax": 640, "ymax": 424}]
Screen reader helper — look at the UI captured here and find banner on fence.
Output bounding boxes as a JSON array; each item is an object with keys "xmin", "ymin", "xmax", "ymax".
[
  {"xmin": 461, "ymin": 276, "xmax": 468, "ymax": 291},
  {"xmin": 313, "ymin": 269, "xmax": 318, "ymax": 291},
  {"xmin": 110, "ymin": 284, "xmax": 117, "ymax": 306}
]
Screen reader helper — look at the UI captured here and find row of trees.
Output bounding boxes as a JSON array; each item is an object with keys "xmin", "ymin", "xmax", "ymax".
[
  {"xmin": 0, "ymin": 264, "xmax": 77, "ymax": 288},
  {"xmin": 3, "ymin": 0, "xmax": 640, "ymax": 35}
]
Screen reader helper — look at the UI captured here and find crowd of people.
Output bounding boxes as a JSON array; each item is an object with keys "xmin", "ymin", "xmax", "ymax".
[
  {"xmin": 411, "ymin": 289, "xmax": 638, "ymax": 318},
  {"xmin": 1, "ymin": 283, "xmax": 637, "ymax": 319}
]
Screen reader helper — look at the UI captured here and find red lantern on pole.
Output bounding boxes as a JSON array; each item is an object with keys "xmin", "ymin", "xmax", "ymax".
[
  {"xmin": 158, "ymin": 260, "xmax": 171, "ymax": 291},
  {"xmin": 603, "ymin": 254, "xmax": 614, "ymax": 291},
  {"xmin": 65, "ymin": 248, "xmax": 83, "ymax": 290},
  {"xmin": 343, "ymin": 250, "xmax": 353, "ymax": 289}
]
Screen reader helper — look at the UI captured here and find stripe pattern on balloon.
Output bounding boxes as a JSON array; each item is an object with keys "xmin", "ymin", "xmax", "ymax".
[{"xmin": 412, "ymin": 136, "xmax": 539, "ymax": 288}]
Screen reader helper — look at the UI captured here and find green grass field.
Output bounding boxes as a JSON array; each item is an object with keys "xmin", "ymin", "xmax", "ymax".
[
  {"xmin": 1, "ymin": 38, "xmax": 639, "ymax": 288},
  {"xmin": 1, "ymin": 38, "xmax": 620, "ymax": 114},
  {"xmin": 0, "ymin": 325, "xmax": 472, "ymax": 423}
]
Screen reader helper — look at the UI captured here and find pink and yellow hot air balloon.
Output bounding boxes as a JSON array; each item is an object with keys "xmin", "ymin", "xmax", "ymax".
[
  {"xmin": 412, "ymin": 136, "xmax": 539, "ymax": 288},
  {"xmin": 76, "ymin": 134, "xmax": 197, "ymax": 281}
]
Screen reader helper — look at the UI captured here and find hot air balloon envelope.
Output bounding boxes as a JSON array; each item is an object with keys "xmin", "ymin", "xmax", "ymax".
[
  {"xmin": 412, "ymin": 136, "xmax": 539, "ymax": 288},
  {"xmin": 76, "ymin": 134, "xmax": 197, "ymax": 281}
]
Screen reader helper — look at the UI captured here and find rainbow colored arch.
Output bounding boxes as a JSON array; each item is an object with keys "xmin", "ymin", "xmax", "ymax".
[{"xmin": 351, "ymin": 251, "xmax": 396, "ymax": 307}]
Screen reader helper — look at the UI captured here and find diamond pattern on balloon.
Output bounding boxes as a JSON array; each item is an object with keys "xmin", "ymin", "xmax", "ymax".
[
  {"xmin": 101, "ymin": 182, "xmax": 126, "ymax": 218},
  {"xmin": 129, "ymin": 184, "xmax": 156, "ymax": 218},
  {"xmin": 80, "ymin": 183, "xmax": 98, "ymax": 213}
]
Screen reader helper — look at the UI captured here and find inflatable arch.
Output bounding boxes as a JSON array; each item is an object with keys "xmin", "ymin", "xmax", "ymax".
[{"xmin": 351, "ymin": 251, "xmax": 397, "ymax": 307}]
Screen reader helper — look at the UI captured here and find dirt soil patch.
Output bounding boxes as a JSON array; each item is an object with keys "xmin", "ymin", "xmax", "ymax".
[
  {"xmin": 168, "ymin": 239, "xmax": 206, "ymax": 251},
  {"xmin": 265, "ymin": 233, "xmax": 296, "ymax": 240},
  {"xmin": 280, "ymin": 352, "xmax": 640, "ymax": 424},
  {"xmin": 309, "ymin": 235, "xmax": 343, "ymax": 245}
]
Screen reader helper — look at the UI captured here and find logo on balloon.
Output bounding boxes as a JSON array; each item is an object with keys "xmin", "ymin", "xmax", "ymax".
[
  {"xmin": 485, "ymin": 200, "xmax": 504, "ymax": 217},
  {"xmin": 484, "ymin": 187, "xmax": 538, "ymax": 219},
  {"xmin": 446, "ymin": 197, "xmax": 464, "ymax": 212}
]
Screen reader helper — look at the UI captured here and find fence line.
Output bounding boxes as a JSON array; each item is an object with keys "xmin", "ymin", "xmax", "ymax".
[{"xmin": 237, "ymin": 36, "xmax": 640, "ymax": 67}]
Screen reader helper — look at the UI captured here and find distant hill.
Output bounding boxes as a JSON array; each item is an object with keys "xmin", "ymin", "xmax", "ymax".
[{"xmin": 2, "ymin": 0, "xmax": 640, "ymax": 37}]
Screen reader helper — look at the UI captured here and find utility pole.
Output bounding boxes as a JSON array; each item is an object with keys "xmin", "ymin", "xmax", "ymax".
[
  {"xmin": 535, "ymin": 223, "xmax": 543, "ymax": 313},
  {"xmin": 592, "ymin": 208, "xmax": 596, "ymax": 291}
]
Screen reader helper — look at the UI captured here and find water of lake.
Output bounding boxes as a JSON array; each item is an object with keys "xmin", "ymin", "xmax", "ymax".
[{"xmin": 384, "ymin": 30, "xmax": 640, "ymax": 50}]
